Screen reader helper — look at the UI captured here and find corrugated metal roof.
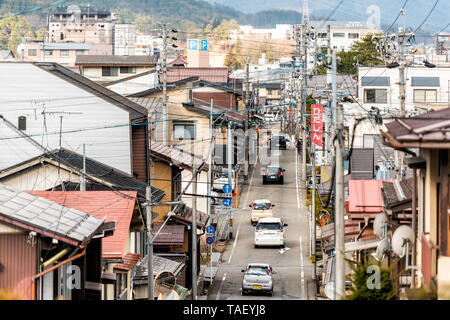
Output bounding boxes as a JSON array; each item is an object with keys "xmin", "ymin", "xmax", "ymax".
[
  {"xmin": 350, "ymin": 148, "xmax": 374, "ymax": 179},
  {"xmin": 348, "ymin": 180, "xmax": 386, "ymax": 213},
  {"xmin": 164, "ymin": 67, "xmax": 228, "ymax": 84},
  {"xmin": 0, "ymin": 184, "xmax": 104, "ymax": 245},
  {"xmin": 76, "ymin": 55, "xmax": 157, "ymax": 66},
  {"xmin": 152, "ymin": 224, "xmax": 185, "ymax": 246},
  {"xmin": 28, "ymin": 190, "xmax": 138, "ymax": 259},
  {"xmin": 150, "ymin": 141, "xmax": 208, "ymax": 171}
]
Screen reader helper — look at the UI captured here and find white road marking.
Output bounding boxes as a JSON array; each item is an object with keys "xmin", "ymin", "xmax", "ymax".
[
  {"xmin": 216, "ymin": 273, "xmax": 227, "ymax": 300},
  {"xmin": 299, "ymin": 235, "xmax": 306, "ymax": 299},
  {"xmin": 227, "ymin": 224, "xmax": 240, "ymax": 264}
]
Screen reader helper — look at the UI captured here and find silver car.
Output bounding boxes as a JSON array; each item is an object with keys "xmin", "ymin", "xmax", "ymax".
[{"xmin": 241, "ymin": 263, "xmax": 276, "ymax": 296}]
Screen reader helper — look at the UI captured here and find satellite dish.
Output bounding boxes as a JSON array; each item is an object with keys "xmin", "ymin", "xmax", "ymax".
[
  {"xmin": 154, "ymin": 270, "xmax": 176, "ymax": 294},
  {"xmin": 372, "ymin": 238, "xmax": 390, "ymax": 261},
  {"xmin": 392, "ymin": 225, "xmax": 414, "ymax": 258},
  {"xmin": 373, "ymin": 213, "xmax": 389, "ymax": 239}
]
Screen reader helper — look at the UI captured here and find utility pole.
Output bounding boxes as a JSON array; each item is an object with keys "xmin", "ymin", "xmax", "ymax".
[
  {"xmin": 227, "ymin": 122, "xmax": 233, "ymax": 239},
  {"xmin": 162, "ymin": 24, "xmax": 168, "ymax": 145},
  {"xmin": 397, "ymin": 10, "xmax": 406, "ymax": 179},
  {"xmin": 146, "ymin": 185, "xmax": 154, "ymax": 300},
  {"xmin": 191, "ymin": 165, "xmax": 198, "ymax": 300},
  {"xmin": 326, "ymin": 24, "xmax": 332, "ymax": 166},
  {"xmin": 301, "ymin": 23, "xmax": 308, "ymax": 191},
  {"xmin": 333, "ymin": 51, "xmax": 345, "ymax": 300},
  {"xmin": 311, "ymin": 141, "xmax": 317, "ymax": 283},
  {"xmin": 244, "ymin": 60, "xmax": 250, "ymax": 181},
  {"xmin": 80, "ymin": 144, "xmax": 86, "ymax": 191},
  {"xmin": 207, "ymin": 98, "xmax": 214, "ymax": 286}
]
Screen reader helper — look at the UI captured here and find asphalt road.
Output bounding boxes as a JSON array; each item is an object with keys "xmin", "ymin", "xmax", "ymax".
[{"xmin": 208, "ymin": 126, "xmax": 315, "ymax": 300}]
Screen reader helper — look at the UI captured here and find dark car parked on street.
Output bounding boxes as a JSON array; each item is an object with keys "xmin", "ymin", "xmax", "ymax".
[{"xmin": 262, "ymin": 166, "xmax": 285, "ymax": 184}]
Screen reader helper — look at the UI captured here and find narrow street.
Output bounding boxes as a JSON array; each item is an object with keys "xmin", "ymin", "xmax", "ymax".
[{"xmin": 208, "ymin": 128, "xmax": 315, "ymax": 300}]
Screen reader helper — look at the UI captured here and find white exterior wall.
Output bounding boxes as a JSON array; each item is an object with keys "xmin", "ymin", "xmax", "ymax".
[
  {"xmin": 358, "ymin": 66, "xmax": 450, "ymax": 114},
  {"xmin": 0, "ymin": 63, "xmax": 133, "ymax": 174}
]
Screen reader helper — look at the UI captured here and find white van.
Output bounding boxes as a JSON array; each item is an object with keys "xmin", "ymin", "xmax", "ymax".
[{"xmin": 254, "ymin": 217, "xmax": 287, "ymax": 248}]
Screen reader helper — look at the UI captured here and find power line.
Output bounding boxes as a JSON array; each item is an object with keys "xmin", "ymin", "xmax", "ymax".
[{"xmin": 414, "ymin": 0, "xmax": 440, "ymax": 33}]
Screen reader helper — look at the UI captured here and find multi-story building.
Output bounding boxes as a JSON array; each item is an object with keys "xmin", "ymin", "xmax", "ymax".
[
  {"xmin": 114, "ymin": 24, "xmax": 136, "ymax": 56},
  {"xmin": 357, "ymin": 66, "xmax": 450, "ymax": 114},
  {"xmin": 48, "ymin": 5, "xmax": 116, "ymax": 45}
]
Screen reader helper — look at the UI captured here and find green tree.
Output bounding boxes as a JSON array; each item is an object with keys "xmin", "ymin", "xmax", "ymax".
[
  {"xmin": 224, "ymin": 40, "xmax": 245, "ymax": 71},
  {"xmin": 0, "ymin": 16, "xmax": 33, "ymax": 53},
  {"xmin": 345, "ymin": 261, "xmax": 397, "ymax": 300},
  {"xmin": 315, "ymin": 33, "xmax": 384, "ymax": 75}
]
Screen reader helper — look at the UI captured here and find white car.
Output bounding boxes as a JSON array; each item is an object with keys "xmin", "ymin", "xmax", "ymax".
[
  {"xmin": 249, "ymin": 199, "xmax": 274, "ymax": 226},
  {"xmin": 241, "ymin": 263, "xmax": 276, "ymax": 296},
  {"xmin": 254, "ymin": 217, "xmax": 288, "ymax": 248},
  {"xmin": 213, "ymin": 169, "xmax": 235, "ymax": 192}
]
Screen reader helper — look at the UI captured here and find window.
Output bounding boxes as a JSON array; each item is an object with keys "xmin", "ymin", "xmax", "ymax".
[
  {"xmin": 120, "ymin": 66, "xmax": 136, "ymax": 74},
  {"xmin": 414, "ymin": 89, "xmax": 437, "ymax": 103},
  {"xmin": 348, "ymin": 33, "xmax": 359, "ymax": 39},
  {"xmin": 102, "ymin": 67, "xmax": 118, "ymax": 77},
  {"xmin": 28, "ymin": 49, "xmax": 37, "ymax": 56},
  {"xmin": 173, "ymin": 122, "xmax": 195, "ymax": 140},
  {"xmin": 364, "ymin": 89, "xmax": 387, "ymax": 103},
  {"xmin": 76, "ymin": 50, "xmax": 85, "ymax": 56},
  {"xmin": 44, "ymin": 50, "xmax": 53, "ymax": 57},
  {"xmin": 60, "ymin": 50, "xmax": 69, "ymax": 57},
  {"xmin": 333, "ymin": 33, "xmax": 345, "ymax": 38}
]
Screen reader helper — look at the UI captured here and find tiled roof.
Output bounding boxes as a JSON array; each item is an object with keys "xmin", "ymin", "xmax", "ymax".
[
  {"xmin": 0, "ymin": 148, "xmax": 165, "ymax": 203},
  {"xmin": 152, "ymin": 224, "xmax": 185, "ymax": 246},
  {"xmin": 134, "ymin": 254, "xmax": 185, "ymax": 280},
  {"xmin": 113, "ymin": 253, "xmax": 142, "ymax": 271},
  {"xmin": 348, "ymin": 180, "xmax": 386, "ymax": 214},
  {"xmin": 164, "ymin": 67, "xmax": 229, "ymax": 84},
  {"xmin": 383, "ymin": 108, "xmax": 450, "ymax": 145},
  {"xmin": 381, "ymin": 178, "xmax": 414, "ymax": 208},
  {"xmin": 173, "ymin": 206, "xmax": 209, "ymax": 229},
  {"xmin": 76, "ymin": 55, "xmax": 157, "ymax": 66},
  {"xmin": 28, "ymin": 191, "xmax": 138, "ymax": 259},
  {"xmin": 0, "ymin": 184, "xmax": 104, "ymax": 246}
]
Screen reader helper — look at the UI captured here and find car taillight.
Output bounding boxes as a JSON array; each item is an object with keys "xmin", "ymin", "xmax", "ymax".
[{"xmin": 280, "ymin": 172, "xmax": 283, "ymax": 176}]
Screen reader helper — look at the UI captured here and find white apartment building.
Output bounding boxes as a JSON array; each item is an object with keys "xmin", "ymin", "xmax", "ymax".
[
  {"xmin": 114, "ymin": 24, "xmax": 136, "ymax": 56},
  {"xmin": 358, "ymin": 66, "xmax": 450, "ymax": 115},
  {"xmin": 232, "ymin": 24, "xmax": 294, "ymax": 41}
]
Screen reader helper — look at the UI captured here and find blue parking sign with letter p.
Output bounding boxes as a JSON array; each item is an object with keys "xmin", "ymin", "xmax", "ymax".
[
  {"xmin": 188, "ymin": 39, "xmax": 198, "ymax": 50},
  {"xmin": 201, "ymin": 40, "xmax": 208, "ymax": 51}
]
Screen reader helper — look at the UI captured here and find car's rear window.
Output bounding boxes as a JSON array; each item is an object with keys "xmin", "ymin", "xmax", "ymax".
[
  {"xmin": 266, "ymin": 167, "xmax": 280, "ymax": 174},
  {"xmin": 247, "ymin": 266, "xmax": 269, "ymax": 275},
  {"xmin": 253, "ymin": 203, "xmax": 270, "ymax": 210},
  {"xmin": 256, "ymin": 222, "xmax": 282, "ymax": 231}
]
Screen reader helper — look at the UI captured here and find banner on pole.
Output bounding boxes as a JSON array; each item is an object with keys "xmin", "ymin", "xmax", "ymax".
[{"xmin": 311, "ymin": 104, "xmax": 323, "ymax": 147}]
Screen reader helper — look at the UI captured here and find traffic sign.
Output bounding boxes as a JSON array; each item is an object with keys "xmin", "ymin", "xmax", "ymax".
[
  {"xmin": 223, "ymin": 198, "xmax": 232, "ymax": 207},
  {"xmin": 206, "ymin": 225, "xmax": 215, "ymax": 234},
  {"xmin": 222, "ymin": 184, "xmax": 232, "ymax": 193},
  {"xmin": 188, "ymin": 39, "xmax": 198, "ymax": 50},
  {"xmin": 206, "ymin": 236, "xmax": 214, "ymax": 245},
  {"xmin": 201, "ymin": 40, "xmax": 208, "ymax": 51}
]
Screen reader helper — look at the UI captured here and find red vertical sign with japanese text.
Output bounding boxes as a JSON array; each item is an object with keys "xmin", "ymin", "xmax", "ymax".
[{"xmin": 311, "ymin": 104, "xmax": 323, "ymax": 147}]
